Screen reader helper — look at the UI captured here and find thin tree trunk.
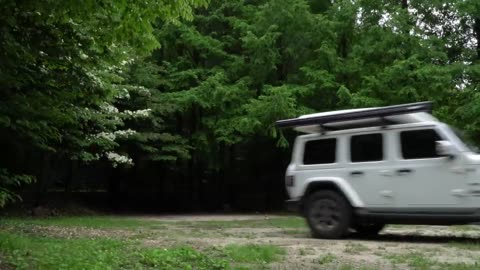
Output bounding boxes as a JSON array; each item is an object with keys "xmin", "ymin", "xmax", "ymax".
[{"xmin": 35, "ymin": 152, "xmax": 50, "ymax": 207}]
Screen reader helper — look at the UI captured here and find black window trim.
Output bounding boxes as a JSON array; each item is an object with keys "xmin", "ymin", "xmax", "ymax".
[
  {"xmin": 302, "ymin": 137, "xmax": 338, "ymax": 165},
  {"xmin": 349, "ymin": 132, "xmax": 385, "ymax": 163},
  {"xmin": 399, "ymin": 128, "xmax": 445, "ymax": 160}
]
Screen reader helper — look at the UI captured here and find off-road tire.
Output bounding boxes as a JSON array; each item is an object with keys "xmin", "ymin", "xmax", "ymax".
[
  {"xmin": 353, "ymin": 223, "xmax": 385, "ymax": 236},
  {"xmin": 305, "ymin": 190, "xmax": 352, "ymax": 239}
]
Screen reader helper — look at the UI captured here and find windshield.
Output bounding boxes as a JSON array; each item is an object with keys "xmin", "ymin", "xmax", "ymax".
[{"xmin": 449, "ymin": 125, "xmax": 479, "ymax": 153}]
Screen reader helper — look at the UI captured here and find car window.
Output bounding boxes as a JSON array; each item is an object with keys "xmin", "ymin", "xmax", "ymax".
[
  {"xmin": 303, "ymin": 138, "xmax": 336, "ymax": 165},
  {"xmin": 401, "ymin": 129, "xmax": 442, "ymax": 159},
  {"xmin": 350, "ymin": 133, "xmax": 383, "ymax": 162}
]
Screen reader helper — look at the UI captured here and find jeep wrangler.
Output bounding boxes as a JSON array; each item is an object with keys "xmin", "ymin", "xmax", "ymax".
[{"xmin": 277, "ymin": 102, "xmax": 480, "ymax": 239}]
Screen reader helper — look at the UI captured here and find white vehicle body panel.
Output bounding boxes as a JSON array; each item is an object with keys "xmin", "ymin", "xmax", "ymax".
[{"xmin": 285, "ymin": 112, "xmax": 480, "ymax": 213}]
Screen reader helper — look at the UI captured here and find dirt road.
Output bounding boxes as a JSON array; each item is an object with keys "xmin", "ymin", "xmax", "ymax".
[{"xmin": 138, "ymin": 214, "xmax": 480, "ymax": 269}]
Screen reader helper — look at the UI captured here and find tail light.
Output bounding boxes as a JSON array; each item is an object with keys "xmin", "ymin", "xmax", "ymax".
[{"xmin": 285, "ymin": 175, "xmax": 295, "ymax": 187}]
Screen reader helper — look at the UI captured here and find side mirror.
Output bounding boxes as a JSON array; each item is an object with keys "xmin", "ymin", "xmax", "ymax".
[{"xmin": 436, "ymin": 140, "xmax": 455, "ymax": 157}]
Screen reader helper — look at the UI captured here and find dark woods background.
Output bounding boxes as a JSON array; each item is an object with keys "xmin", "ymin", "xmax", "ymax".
[
  {"xmin": 1, "ymin": 0, "xmax": 480, "ymax": 213},
  {"xmin": 1, "ymin": 138, "xmax": 290, "ymax": 212}
]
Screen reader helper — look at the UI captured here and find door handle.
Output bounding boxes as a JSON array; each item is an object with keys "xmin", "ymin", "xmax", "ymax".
[
  {"xmin": 451, "ymin": 189, "xmax": 468, "ymax": 197},
  {"xmin": 397, "ymin": 168, "xmax": 413, "ymax": 175},
  {"xmin": 380, "ymin": 190, "xmax": 393, "ymax": 197},
  {"xmin": 350, "ymin": 171, "xmax": 364, "ymax": 176},
  {"xmin": 380, "ymin": 170, "xmax": 393, "ymax": 177}
]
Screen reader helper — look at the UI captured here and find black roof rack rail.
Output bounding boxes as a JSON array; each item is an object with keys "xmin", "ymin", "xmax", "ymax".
[{"xmin": 276, "ymin": 101, "xmax": 432, "ymax": 128}]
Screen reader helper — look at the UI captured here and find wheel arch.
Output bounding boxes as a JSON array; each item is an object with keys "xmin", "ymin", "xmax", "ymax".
[{"xmin": 301, "ymin": 178, "xmax": 364, "ymax": 211}]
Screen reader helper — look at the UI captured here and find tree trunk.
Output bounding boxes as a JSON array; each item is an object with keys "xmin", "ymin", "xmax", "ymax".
[
  {"xmin": 35, "ymin": 152, "xmax": 51, "ymax": 207},
  {"xmin": 65, "ymin": 159, "xmax": 78, "ymax": 199}
]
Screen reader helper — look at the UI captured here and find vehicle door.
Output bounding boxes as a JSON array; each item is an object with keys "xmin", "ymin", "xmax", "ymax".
[
  {"xmin": 345, "ymin": 132, "xmax": 393, "ymax": 206},
  {"xmin": 390, "ymin": 128, "xmax": 467, "ymax": 207},
  {"xmin": 295, "ymin": 136, "xmax": 343, "ymax": 197}
]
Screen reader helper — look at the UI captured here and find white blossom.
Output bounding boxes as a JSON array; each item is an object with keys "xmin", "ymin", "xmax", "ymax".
[
  {"xmin": 97, "ymin": 132, "xmax": 116, "ymax": 141},
  {"xmin": 123, "ymin": 109, "xmax": 152, "ymax": 118},
  {"xmin": 100, "ymin": 103, "xmax": 119, "ymax": 114},
  {"xmin": 114, "ymin": 129, "xmax": 136, "ymax": 138},
  {"xmin": 96, "ymin": 129, "xmax": 136, "ymax": 141},
  {"xmin": 116, "ymin": 88, "xmax": 131, "ymax": 99},
  {"xmin": 106, "ymin": 152, "xmax": 133, "ymax": 167}
]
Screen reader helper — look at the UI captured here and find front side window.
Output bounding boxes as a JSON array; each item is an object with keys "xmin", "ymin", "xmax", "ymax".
[
  {"xmin": 303, "ymin": 138, "xmax": 336, "ymax": 165},
  {"xmin": 350, "ymin": 133, "xmax": 383, "ymax": 162},
  {"xmin": 401, "ymin": 129, "xmax": 442, "ymax": 159}
]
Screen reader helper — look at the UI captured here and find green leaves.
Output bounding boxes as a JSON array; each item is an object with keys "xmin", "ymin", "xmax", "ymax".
[
  {"xmin": 0, "ymin": 0, "xmax": 209, "ymax": 207},
  {"xmin": 0, "ymin": 169, "xmax": 35, "ymax": 208}
]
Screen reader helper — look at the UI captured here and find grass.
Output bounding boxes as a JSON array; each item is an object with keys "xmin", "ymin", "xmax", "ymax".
[
  {"xmin": 449, "ymin": 225, "xmax": 480, "ymax": 232},
  {"xmin": 448, "ymin": 241, "xmax": 480, "ymax": 251},
  {"xmin": 139, "ymin": 247, "xmax": 228, "ymax": 270},
  {"xmin": 317, "ymin": 253, "xmax": 336, "ymax": 264},
  {"xmin": 0, "ymin": 227, "xmax": 285, "ymax": 270},
  {"xmin": 385, "ymin": 252, "xmax": 480, "ymax": 270},
  {"xmin": 0, "ymin": 231, "xmax": 137, "ymax": 270},
  {"xmin": 175, "ymin": 216, "xmax": 306, "ymax": 230},
  {"xmin": 344, "ymin": 242, "xmax": 370, "ymax": 254},
  {"xmin": 1, "ymin": 216, "xmax": 166, "ymax": 230},
  {"xmin": 4, "ymin": 215, "xmax": 480, "ymax": 269},
  {"xmin": 385, "ymin": 252, "xmax": 431, "ymax": 269},
  {"xmin": 224, "ymin": 244, "xmax": 285, "ymax": 263},
  {"xmin": 0, "ymin": 216, "xmax": 306, "ymax": 231}
]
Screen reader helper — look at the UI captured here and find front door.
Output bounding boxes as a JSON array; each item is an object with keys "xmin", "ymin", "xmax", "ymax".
[{"xmin": 390, "ymin": 128, "xmax": 467, "ymax": 208}]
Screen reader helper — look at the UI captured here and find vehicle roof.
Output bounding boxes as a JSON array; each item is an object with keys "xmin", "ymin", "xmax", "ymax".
[
  {"xmin": 297, "ymin": 120, "xmax": 440, "ymax": 139},
  {"xmin": 295, "ymin": 112, "xmax": 439, "ymax": 133},
  {"xmin": 275, "ymin": 101, "xmax": 435, "ymax": 133}
]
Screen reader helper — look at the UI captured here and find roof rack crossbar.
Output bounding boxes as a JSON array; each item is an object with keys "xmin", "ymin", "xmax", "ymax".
[{"xmin": 276, "ymin": 101, "xmax": 432, "ymax": 128}]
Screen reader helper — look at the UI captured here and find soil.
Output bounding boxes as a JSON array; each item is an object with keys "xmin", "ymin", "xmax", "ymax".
[
  {"xmin": 10, "ymin": 214, "xmax": 480, "ymax": 269},
  {"xmin": 139, "ymin": 215, "xmax": 480, "ymax": 269}
]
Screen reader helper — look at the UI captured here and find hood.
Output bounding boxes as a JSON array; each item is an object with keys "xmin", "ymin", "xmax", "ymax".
[{"xmin": 465, "ymin": 153, "xmax": 480, "ymax": 164}]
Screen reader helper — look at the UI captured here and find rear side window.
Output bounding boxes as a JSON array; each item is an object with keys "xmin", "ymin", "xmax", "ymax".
[
  {"xmin": 350, "ymin": 133, "xmax": 383, "ymax": 162},
  {"xmin": 303, "ymin": 138, "xmax": 336, "ymax": 165},
  {"xmin": 401, "ymin": 129, "xmax": 442, "ymax": 159}
]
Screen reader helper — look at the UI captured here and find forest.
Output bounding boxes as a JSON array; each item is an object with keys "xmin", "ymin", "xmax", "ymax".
[{"xmin": 1, "ymin": 0, "xmax": 480, "ymax": 212}]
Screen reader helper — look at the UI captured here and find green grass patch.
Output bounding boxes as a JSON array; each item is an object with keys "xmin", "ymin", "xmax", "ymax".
[
  {"xmin": 344, "ymin": 242, "xmax": 370, "ymax": 254},
  {"xmin": 1, "ymin": 216, "xmax": 305, "ymax": 232},
  {"xmin": 1, "ymin": 216, "xmax": 166, "ymax": 230},
  {"xmin": 139, "ymin": 247, "xmax": 227, "ymax": 270},
  {"xmin": 0, "ymin": 231, "xmax": 136, "ymax": 269},
  {"xmin": 448, "ymin": 241, "xmax": 480, "ymax": 251},
  {"xmin": 224, "ymin": 244, "xmax": 285, "ymax": 263},
  {"xmin": 385, "ymin": 252, "xmax": 480, "ymax": 270},
  {"xmin": 449, "ymin": 225, "xmax": 480, "ymax": 232},
  {"xmin": 0, "ymin": 228, "xmax": 285, "ymax": 269},
  {"xmin": 385, "ymin": 253, "xmax": 431, "ymax": 269},
  {"xmin": 176, "ymin": 216, "xmax": 305, "ymax": 230},
  {"xmin": 0, "ymin": 231, "xmax": 231, "ymax": 270},
  {"xmin": 317, "ymin": 253, "xmax": 336, "ymax": 264}
]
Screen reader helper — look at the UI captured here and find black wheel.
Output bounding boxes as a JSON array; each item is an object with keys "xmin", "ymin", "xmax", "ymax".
[
  {"xmin": 305, "ymin": 190, "xmax": 352, "ymax": 239},
  {"xmin": 354, "ymin": 223, "xmax": 385, "ymax": 236}
]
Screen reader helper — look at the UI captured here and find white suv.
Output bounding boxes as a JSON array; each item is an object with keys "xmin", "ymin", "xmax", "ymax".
[{"xmin": 277, "ymin": 102, "xmax": 480, "ymax": 239}]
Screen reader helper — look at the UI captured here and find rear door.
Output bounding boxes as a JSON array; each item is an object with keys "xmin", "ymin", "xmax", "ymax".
[{"xmin": 345, "ymin": 132, "xmax": 393, "ymax": 206}]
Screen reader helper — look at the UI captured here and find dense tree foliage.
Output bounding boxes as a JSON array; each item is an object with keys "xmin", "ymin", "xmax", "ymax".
[
  {"xmin": 1, "ymin": 0, "xmax": 480, "ymax": 209},
  {"xmin": 0, "ymin": 0, "xmax": 207, "ymax": 206}
]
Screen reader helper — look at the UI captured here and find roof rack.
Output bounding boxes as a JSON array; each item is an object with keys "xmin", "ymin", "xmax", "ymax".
[{"xmin": 276, "ymin": 101, "xmax": 433, "ymax": 128}]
